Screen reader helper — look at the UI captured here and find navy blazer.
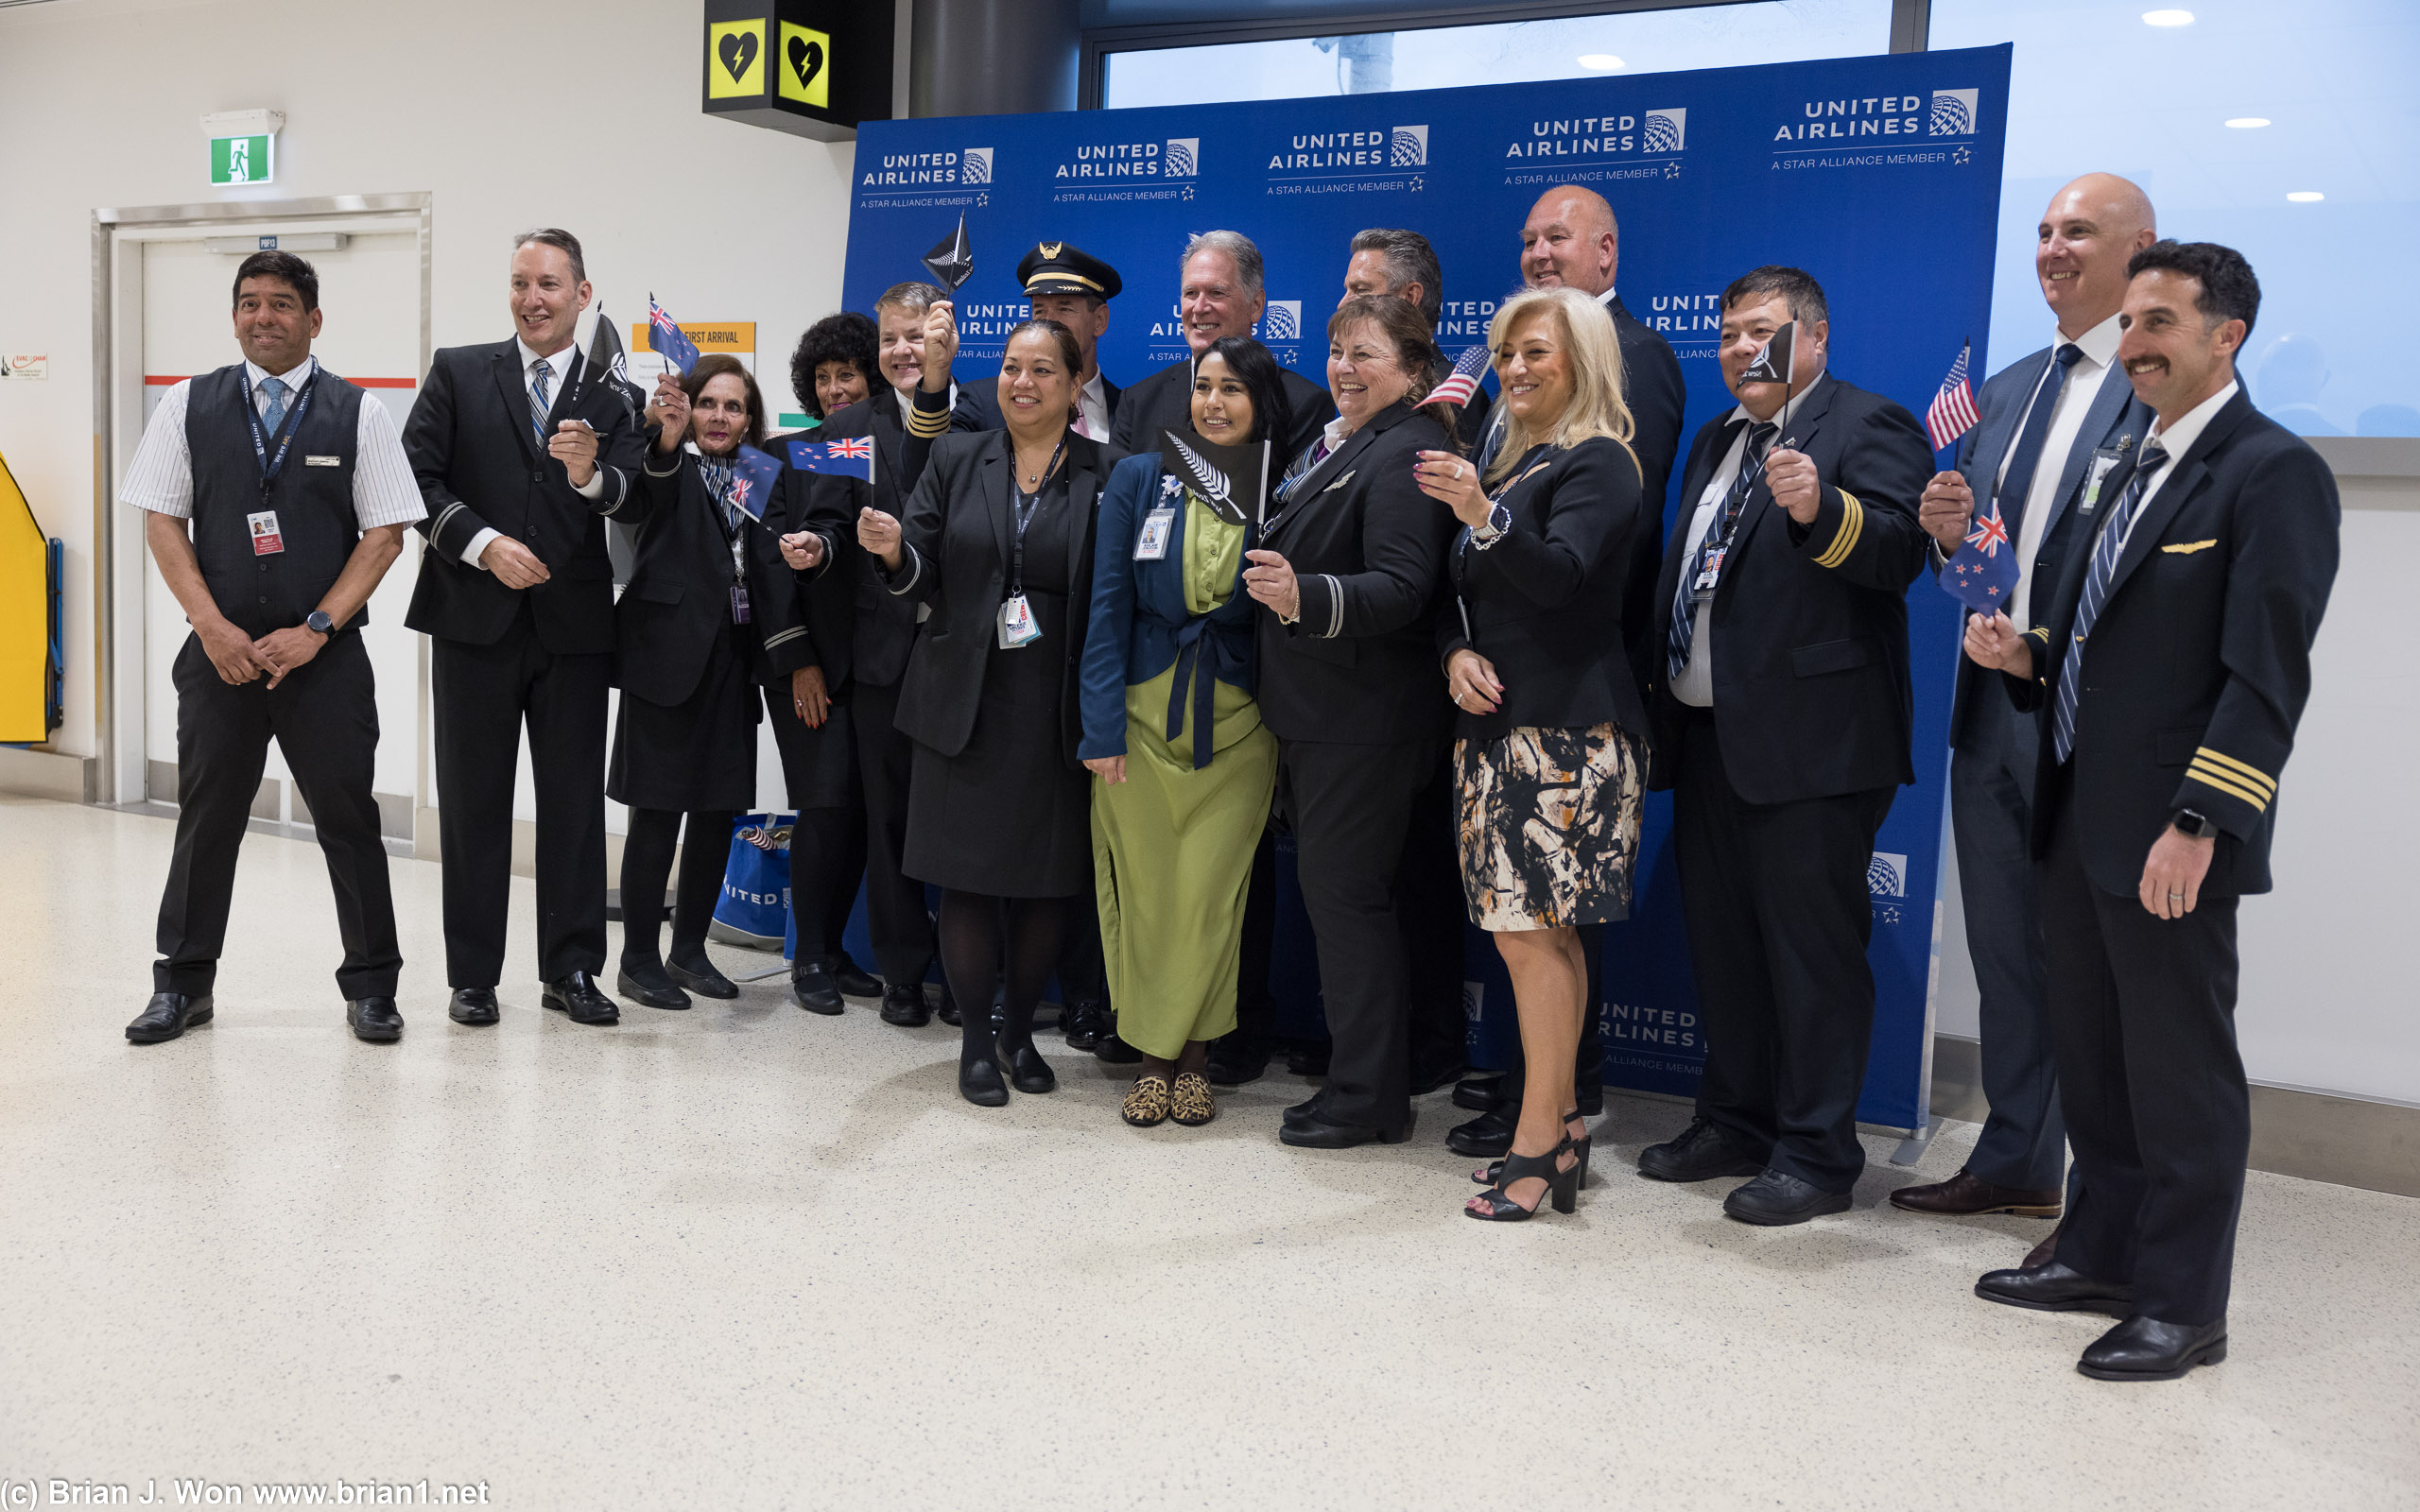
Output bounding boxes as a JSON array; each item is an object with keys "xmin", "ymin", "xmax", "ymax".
[
  {"xmin": 1943, "ymin": 340, "xmax": 2147, "ymax": 744},
  {"xmin": 1079, "ymin": 451, "xmax": 1259, "ymax": 767}
]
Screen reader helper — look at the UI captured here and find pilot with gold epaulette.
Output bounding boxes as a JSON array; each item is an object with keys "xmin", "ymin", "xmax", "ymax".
[{"xmin": 933, "ymin": 242, "xmax": 1125, "ymax": 440}]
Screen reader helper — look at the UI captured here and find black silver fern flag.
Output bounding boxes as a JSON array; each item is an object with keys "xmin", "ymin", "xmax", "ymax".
[
  {"xmin": 583, "ymin": 305, "xmax": 639, "ymax": 416},
  {"xmin": 1163, "ymin": 428, "xmax": 1270, "ymax": 527},
  {"xmin": 923, "ymin": 214, "xmax": 974, "ymax": 293},
  {"xmin": 1738, "ymin": 320, "xmax": 1794, "ymax": 388}
]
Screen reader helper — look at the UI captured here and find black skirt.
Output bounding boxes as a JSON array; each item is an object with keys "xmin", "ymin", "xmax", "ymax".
[{"xmin": 609, "ymin": 623, "xmax": 759, "ymax": 812}]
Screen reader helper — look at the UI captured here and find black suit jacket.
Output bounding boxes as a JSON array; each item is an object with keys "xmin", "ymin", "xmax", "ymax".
[
  {"xmin": 798, "ymin": 388, "xmax": 924, "ymax": 691},
  {"xmin": 614, "ymin": 438, "xmax": 828, "ymax": 707},
  {"xmin": 1441, "ymin": 436, "xmax": 1647, "ymax": 742},
  {"xmin": 1254, "ymin": 401, "xmax": 1459, "ymax": 745},
  {"xmin": 1647, "ymin": 374, "xmax": 1934, "ymax": 802},
  {"xmin": 882, "ymin": 430, "xmax": 1119, "ymax": 763},
  {"xmin": 403, "ymin": 341, "xmax": 644, "ymax": 653},
  {"xmin": 2008, "ymin": 388, "xmax": 2340, "ymax": 897},
  {"xmin": 951, "ymin": 370, "xmax": 1121, "ymax": 434},
  {"xmin": 1113, "ymin": 356, "xmax": 1335, "ymax": 466}
]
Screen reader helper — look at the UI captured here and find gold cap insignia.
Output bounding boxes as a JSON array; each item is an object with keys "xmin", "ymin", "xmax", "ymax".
[{"xmin": 1039, "ymin": 242, "xmax": 1063, "ymax": 261}]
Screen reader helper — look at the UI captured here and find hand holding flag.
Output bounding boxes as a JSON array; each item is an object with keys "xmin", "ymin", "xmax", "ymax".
[
  {"xmin": 648, "ymin": 294, "xmax": 701, "ymax": 376},
  {"xmin": 1918, "ymin": 470, "xmax": 1977, "ymax": 552}
]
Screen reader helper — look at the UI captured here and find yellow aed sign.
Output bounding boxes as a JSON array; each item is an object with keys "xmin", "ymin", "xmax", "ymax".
[
  {"xmin": 631, "ymin": 322, "xmax": 756, "ymax": 354},
  {"xmin": 777, "ymin": 23, "xmax": 832, "ymax": 109},
  {"xmin": 707, "ymin": 20, "xmax": 767, "ymax": 98}
]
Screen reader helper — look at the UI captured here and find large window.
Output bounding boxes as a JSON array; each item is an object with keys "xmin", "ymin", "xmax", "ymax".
[
  {"xmin": 1932, "ymin": 0, "xmax": 2417, "ymax": 437},
  {"xmin": 1099, "ymin": 2, "xmax": 1892, "ymax": 109}
]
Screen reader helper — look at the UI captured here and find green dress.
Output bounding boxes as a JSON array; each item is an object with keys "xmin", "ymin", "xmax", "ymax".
[{"xmin": 1090, "ymin": 496, "xmax": 1280, "ymax": 1060}]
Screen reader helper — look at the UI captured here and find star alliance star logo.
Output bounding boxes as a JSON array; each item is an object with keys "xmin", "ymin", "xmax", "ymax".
[{"xmin": 1951, "ymin": 146, "xmax": 1972, "ymax": 166}]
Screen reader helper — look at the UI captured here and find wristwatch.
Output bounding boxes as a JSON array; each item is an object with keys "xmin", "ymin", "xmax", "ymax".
[
  {"xmin": 2171, "ymin": 807, "xmax": 2219, "ymax": 840},
  {"xmin": 305, "ymin": 610, "xmax": 336, "ymax": 638},
  {"xmin": 1471, "ymin": 502, "xmax": 1513, "ymax": 549}
]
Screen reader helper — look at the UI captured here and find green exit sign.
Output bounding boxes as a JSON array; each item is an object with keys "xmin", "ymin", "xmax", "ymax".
[{"xmin": 209, "ymin": 134, "xmax": 275, "ymax": 186}]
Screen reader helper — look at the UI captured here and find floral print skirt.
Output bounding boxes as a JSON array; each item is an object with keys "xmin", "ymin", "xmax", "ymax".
[{"xmin": 1454, "ymin": 722, "xmax": 1646, "ymax": 932}]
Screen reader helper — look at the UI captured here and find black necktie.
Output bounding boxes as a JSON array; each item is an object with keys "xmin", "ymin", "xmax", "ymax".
[{"xmin": 1994, "ymin": 343, "xmax": 2084, "ymax": 538}]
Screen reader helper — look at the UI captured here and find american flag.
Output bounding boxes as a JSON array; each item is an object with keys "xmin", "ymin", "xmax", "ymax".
[
  {"xmin": 648, "ymin": 294, "xmax": 700, "ymax": 376},
  {"xmin": 1926, "ymin": 340, "xmax": 1980, "ymax": 453},
  {"xmin": 1426, "ymin": 344, "xmax": 1493, "ymax": 410}
]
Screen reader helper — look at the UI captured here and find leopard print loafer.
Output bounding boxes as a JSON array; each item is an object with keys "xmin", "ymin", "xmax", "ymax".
[
  {"xmin": 1121, "ymin": 1074, "xmax": 1172, "ymax": 1127},
  {"xmin": 1169, "ymin": 1071, "xmax": 1217, "ymax": 1126}
]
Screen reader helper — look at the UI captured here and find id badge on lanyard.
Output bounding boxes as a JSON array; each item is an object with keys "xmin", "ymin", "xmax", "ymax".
[
  {"xmin": 1688, "ymin": 543, "xmax": 1726, "ymax": 604},
  {"xmin": 1135, "ymin": 507, "xmax": 1175, "ymax": 561},
  {"xmin": 2079, "ymin": 446, "xmax": 2125, "ymax": 516},
  {"xmin": 996, "ymin": 593, "xmax": 1040, "ymax": 648}
]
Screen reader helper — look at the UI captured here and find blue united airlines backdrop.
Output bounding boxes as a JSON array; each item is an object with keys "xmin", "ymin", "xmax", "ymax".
[{"xmin": 838, "ymin": 44, "xmax": 2012, "ymax": 1130}]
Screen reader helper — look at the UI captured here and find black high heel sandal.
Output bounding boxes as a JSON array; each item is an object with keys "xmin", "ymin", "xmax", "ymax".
[
  {"xmin": 1465, "ymin": 1135, "xmax": 1580, "ymax": 1221},
  {"xmin": 1474, "ymin": 1110, "xmax": 1590, "ymax": 1188}
]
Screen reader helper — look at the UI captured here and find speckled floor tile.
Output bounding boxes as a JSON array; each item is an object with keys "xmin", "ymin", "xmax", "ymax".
[{"xmin": 1, "ymin": 796, "xmax": 2413, "ymax": 1510}]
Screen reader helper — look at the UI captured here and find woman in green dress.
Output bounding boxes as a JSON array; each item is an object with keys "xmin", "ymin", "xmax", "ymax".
[{"xmin": 1079, "ymin": 337, "xmax": 1292, "ymax": 1127}]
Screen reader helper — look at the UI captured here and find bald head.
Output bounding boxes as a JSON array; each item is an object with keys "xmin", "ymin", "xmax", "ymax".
[
  {"xmin": 2037, "ymin": 172, "xmax": 2157, "ymax": 337},
  {"xmin": 1520, "ymin": 184, "xmax": 1619, "ymax": 296}
]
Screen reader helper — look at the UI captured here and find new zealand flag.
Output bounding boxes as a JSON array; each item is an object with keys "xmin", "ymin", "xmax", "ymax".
[
  {"xmin": 1940, "ymin": 495, "xmax": 2019, "ymax": 614},
  {"xmin": 648, "ymin": 294, "xmax": 700, "ymax": 376},
  {"xmin": 725, "ymin": 443, "xmax": 786, "ymax": 524}
]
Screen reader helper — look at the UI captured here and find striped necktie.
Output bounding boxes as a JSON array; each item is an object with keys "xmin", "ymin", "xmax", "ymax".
[
  {"xmin": 259, "ymin": 376, "xmax": 288, "ymax": 435},
  {"xmin": 700, "ymin": 457, "xmax": 740, "ymax": 533},
  {"xmin": 1665, "ymin": 421, "xmax": 1774, "ymax": 682},
  {"xmin": 2052, "ymin": 438, "xmax": 2168, "ymax": 764},
  {"xmin": 529, "ymin": 358, "xmax": 554, "ymax": 449}
]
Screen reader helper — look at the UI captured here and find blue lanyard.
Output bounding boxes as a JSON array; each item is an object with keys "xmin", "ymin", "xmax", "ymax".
[{"xmin": 239, "ymin": 363, "xmax": 319, "ymax": 493}]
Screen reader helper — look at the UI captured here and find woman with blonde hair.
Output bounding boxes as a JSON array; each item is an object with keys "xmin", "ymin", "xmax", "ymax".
[{"xmin": 1411, "ymin": 284, "xmax": 1648, "ymax": 1218}]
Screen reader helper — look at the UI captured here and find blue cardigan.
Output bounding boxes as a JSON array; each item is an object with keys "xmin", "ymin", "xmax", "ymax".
[{"xmin": 1079, "ymin": 451, "xmax": 1259, "ymax": 766}]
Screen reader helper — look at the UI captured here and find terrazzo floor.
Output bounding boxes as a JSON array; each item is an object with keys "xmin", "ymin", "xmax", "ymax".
[{"xmin": 2, "ymin": 795, "xmax": 2415, "ymax": 1510}]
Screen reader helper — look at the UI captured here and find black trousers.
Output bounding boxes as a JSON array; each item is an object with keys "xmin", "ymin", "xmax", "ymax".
[
  {"xmin": 155, "ymin": 630, "xmax": 400, "ymax": 999},
  {"xmin": 1395, "ymin": 747, "xmax": 1471, "ymax": 1076},
  {"xmin": 1233, "ymin": 825, "xmax": 1280, "ymax": 1042},
  {"xmin": 1277, "ymin": 736, "xmax": 1437, "ymax": 1130},
  {"xmin": 430, "ymin": 608, "xmax": 610, "ymax": 988},
  {"xmin": 1673, "ymin": 709, "xmax": 1893, "ymax": 1193},
  {"xmin": 765, "ymin": 689, "xmax": 868, "ymax": 964},
  {"xmin": 847, "ymin": 675, "xmax": 937, "ymax": 988},
  {"xmin": 1950, "ymin": 693, "xmax": 2066, "ymax": 1191},
  {"xmin": 2040, "ymin": 781, "xmax": 2245, "ymax": 1325}
]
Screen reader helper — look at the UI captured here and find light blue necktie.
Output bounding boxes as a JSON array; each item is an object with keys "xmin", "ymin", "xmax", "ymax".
[
  {"xmin": 259, "ymin": 376, "xmax": 287, "ymax": 436},
  {"xmin": 2052, "ymin": 438, "xmax": 2168, "ymax": 764},
  {"xmin": 529, "ymin": 358, "xmax": 553, "ymax": 449}
]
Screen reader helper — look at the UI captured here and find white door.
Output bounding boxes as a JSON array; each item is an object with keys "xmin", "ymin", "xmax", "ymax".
[{"xmin": 134, "ymin": 223, "xmax": 424, "ymax": 833}]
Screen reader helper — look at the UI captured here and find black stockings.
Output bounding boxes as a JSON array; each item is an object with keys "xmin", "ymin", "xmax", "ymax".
[
  {"xmin": 937, "ymin": 888, "xmax": 1066, "ymax": 1068},
  {"xmin": 621, "ymin": 808, "xmax": 734, "ymax": 970}
]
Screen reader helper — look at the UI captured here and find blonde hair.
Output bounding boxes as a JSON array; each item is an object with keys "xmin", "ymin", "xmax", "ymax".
[{"xmin": 1482, "ymin": 286, "xmax": 1636, "ymax": 488}]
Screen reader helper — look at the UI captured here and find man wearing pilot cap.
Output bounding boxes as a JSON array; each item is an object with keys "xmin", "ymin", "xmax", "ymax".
[{"xmin": 948, "ymin": 241, "xmax": 1125, "ymax": 438}]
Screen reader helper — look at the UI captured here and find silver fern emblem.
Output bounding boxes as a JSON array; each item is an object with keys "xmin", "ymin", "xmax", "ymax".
[{"xmin": 1164, "ymin": 429, "xmax": 1235, "ymax": 515}]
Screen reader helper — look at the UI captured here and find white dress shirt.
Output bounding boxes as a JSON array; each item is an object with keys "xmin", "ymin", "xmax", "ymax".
[
  {"xmin": 2120, "ymin": 379, "xmax": 2238, "ymax": 546},
  {"xmin": 1668, "ymin": 377, "xmax": 1824, "ymax": 707},
  {"xmin": 458, "ymin": 339, "xmax": 613, "ymax": 568},
  {"xmin": 1073, "ymin": 370, "xmax": 1111, "ymax": 441},
  {"xmin": 122, "ymin": 354, "xmax": 425, "ymax": 530},
  {"xmin": 2002, "ymin": 312, "xmax": 2123, "ymax": 628}
]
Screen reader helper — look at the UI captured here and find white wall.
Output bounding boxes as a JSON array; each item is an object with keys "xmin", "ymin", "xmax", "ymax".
[
  {"xmin": 0, "ymin": 0, "xmax": 857, "ymax": 768},
  {"xmin": 1933, "ymin": 473, "xmax": 2420, "ymax": 1107}
]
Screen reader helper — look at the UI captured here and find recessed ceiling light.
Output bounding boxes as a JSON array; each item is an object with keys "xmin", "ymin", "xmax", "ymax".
[
  {"xmin": 2142, "ymin": 9, "xmax": 2195, "ymax": 25},
  {"xmin": 2287, "ymin": 191, "xmax": 2325, "ymax": 202},
  {"xmin": 2224, "ymin": 117, "xmax": 2271, "ymax": 129},
  {"xmin": 1578, "ymin": 54, "xmax": 1625, "ymax": 70}
]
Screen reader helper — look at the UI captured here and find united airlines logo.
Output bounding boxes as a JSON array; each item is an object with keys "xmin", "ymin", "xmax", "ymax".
[
  {"xmin": 1390, "ymin": 126, "xmax": 1428, "ymax": 167},
  {"xmin": 1928, "ymin": 89, "xmax": 1979, "ymax": 136},
  {"xmin": 960, "ymin": 146, "xmax": 994, "ymax": 184},
  {"xmin": 1505, "ymin": 110, "xmax": 1685, "ymax": 162},
  {"xmin": 1268, "ymin": 126, "xmax": 1426, "ymax": 176},
  {"xmin": 1867, "ymin": 851, "xmax": 1909, "ymax": 898},
  {"xmin": 1165, "ymin": 138, "xmax": 1199, "ymax": 177},
  {"xmin": 1259, "ymin": 301, "xmax": 1302, "ymax": 341},
  {"xmin": 1641, "ymin": 108, "xmax": 1686, "ymax": 153}
]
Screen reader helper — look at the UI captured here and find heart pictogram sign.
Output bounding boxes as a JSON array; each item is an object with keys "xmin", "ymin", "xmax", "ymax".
[
  {"xmin": 788, "ymin": 35, "xmax": 824, "ymax": 91},
  {"xmin": 718, "ymin": 29, "xmax": 759, "ymax": 82}
]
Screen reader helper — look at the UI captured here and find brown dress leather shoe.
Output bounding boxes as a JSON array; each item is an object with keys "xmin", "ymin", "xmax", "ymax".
[{"xmin": 1888, "ymin": 1166, "xmax": 2062, "ymax": 1218}]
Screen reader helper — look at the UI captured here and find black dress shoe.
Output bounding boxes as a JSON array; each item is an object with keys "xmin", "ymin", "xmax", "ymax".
[
  {"xmin": 1452, "ymin": 1074, "xmax": 1506, "ymax": 1112},
  {"xmin": 825, "ymin": 955, "xmax": 882, "ymax": 998},
  {"xmin": 936, "ymin": 984, "xmax": 961, "ymax": 1026},
  {"xmin": 959, "ymin": 1056, "xmax": 1009, "ymax": 1108},
  {"xmin": 879, "ymin": 984, "xmax": 931, "ymax": 1026},
  {"xmin": 617, "ymin": 964, "xmax": 691, "ymax": 1011},
  {"xmin": 1974, "ymin": 1261, "xmax": 2135, "ymax": 1317},
  {"xmin": 999, "ymin": 1040, "xmax": 1057, "ymax": 1094},
  {"xmin": 790, "ymin": 959, "xmax": 843, "ymax": 1015},
  {"xmin": 1061, "ymin": 999, "xmax": 1108, "ymax": 1052},
  {"xmin": 1722, "ymin": 1168, "xmax": 1851, "ymax": 1226},
  {"xmin": 1279, "ymin": 1111, "xmax": 1409, "ymax": 1150},
  {"xmin": 1283, "ymin": 1091, "xmax": 1326, "ymax": 1124},
  {"xmin": 542, "ymin": 971, "xmax": 619, "ymax": 1025},
  {"xmin": 1446, "ymin": 1103, "xmax": 1518, "ymax": 1159},
  {"xmin": 1636, "ymin": 1115, "xmax": 1765, "ymax": 1183},
  {"xmin": 1409, "ymin": 1057, "xmax": 1468, "ymax": 1097},
  {"xmin": 2078, "ymin": 1315, "xmax": 2227, "ymax": 1382},
  {"xmin": 666, "ymin": 954, "xmax": 738, "ymax": 1000},
  {"xmin": 126, "ymin": 991, "xmax": 213, "ymax": 1044},
  {"xmin": 1286, "ymin": 1040, "xmax": 1331, "ymax": 1077},
  {"xmin": 1204, "ymin": 1033, "xmax": 1270, "ymax": 1087},
  {"xmin": 346, "ymin": 996, "xmax": 404, "ymax": 1042},
  {"xmin": 1093, "ymin": 1028, "xmax": 1142, "ymax": 1065},
  {"xmin": 448, "ymin": 988, "xmax": 499, "ymax": 1026}
]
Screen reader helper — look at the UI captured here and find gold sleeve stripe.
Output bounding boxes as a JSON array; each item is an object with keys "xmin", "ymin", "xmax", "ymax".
[
  {"xmin": 1813, "ymin": 489, "xmax": 1864, "ymax": 569},
  {"xmin": 2194, "ymin": 747, "xmax": 2277, "ymax": 796},
  {"xmin": 907, "ymin": 409, "xmax": 950, "ymax": 438},
  {"xmin": 2187, "ymin": 760, "xmax": 2272, "ymax": 812}
]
